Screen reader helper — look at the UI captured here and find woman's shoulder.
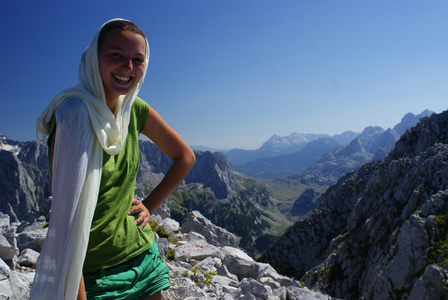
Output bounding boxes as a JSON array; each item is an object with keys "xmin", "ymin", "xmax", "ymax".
[
  {"xmin": 55, "ymin": 97, "xmax": 89, "ymax": 121},
  {"xmin": 57, "ymin": 96, "xmax": 88, "ymax": 113},
  {"xmin": 133, "ymin": 97, "xmax": 150, "ymax": 110},
  {"xmin": 132, "ymin": 97, "xmax": 150, "ymax": 132}
]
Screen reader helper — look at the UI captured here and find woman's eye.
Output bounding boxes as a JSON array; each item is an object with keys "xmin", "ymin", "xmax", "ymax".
[{"xmin": 133, "ymin": 58, "xmax": 144, "ymax": 64}]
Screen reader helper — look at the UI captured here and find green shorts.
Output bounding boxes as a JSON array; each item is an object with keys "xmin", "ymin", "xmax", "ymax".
[{"xmin": 83, "ymin": 242, "xmax": 170, "ymax": 300}]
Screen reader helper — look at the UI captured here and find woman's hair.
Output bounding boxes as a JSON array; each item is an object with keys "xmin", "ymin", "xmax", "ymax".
[{"xmin": 98, "ymin": 20, "xmax": 146, "ymax": 50}]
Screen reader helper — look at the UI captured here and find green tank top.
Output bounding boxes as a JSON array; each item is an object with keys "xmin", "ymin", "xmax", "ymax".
[
  {"xmin": 83, "ymin": 97, "xmax": 155, "ymax": 271},
  {"xmin": 48, "ymin": 97, "xmax": 155, "ymax": 271}
]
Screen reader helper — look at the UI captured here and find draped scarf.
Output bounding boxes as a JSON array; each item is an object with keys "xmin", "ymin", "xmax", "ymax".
[{"xmin": 31, "ymin": 18, "xmax": 149, "ymax": 299}]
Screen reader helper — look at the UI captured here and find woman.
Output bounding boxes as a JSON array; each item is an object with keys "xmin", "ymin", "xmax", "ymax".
[{"xmin": 32, "ymin": 19, "xmax": 195, "ymax": 300}]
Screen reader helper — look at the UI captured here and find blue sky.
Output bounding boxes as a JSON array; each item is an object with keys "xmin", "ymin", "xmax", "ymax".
[{"xmin": 1, "ymin": 1, "xmax": 448, "ymax": 150}]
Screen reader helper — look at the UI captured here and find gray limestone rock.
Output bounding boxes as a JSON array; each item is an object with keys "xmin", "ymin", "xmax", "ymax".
[
  {"xmin": 222, "ymin": 246, "xmax": 262, "ymax": 281},
  {"xmin": 409, "ymin": 264, "xmax": 448, "ymax": 300},
  {"xmin": 287, "ymin": 286, "xmax": 331, "ymax": 300},
  {"xmin": 237, "ymin": 277, "xmax": 273, "ymax": 299},
  {"xmin": 174, "ymin": 240, "xmax": 225, "ymax": 261},
  {"xmin": 0, "ymin": 235, "xmax": 16, "ymax": 263},
  {"xmin": 9, "ymin": 270, "xmax": 33, "ymax": 300},
  {"xmin": 16, "ymin": 221, "xmax": 47, "ymax": 252},
  {"xmin": 181, "ymin": 211, "xmax": 240, "ymax": 247},
  {"xmin": 17, "ymin": 248, "xmax": 40, "ymax": 268}
]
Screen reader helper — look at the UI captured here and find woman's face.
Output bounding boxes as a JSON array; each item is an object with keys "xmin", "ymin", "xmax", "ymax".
[{"xmin": 98, "ymin": 30, "xmax": 146, "ymax": 103}]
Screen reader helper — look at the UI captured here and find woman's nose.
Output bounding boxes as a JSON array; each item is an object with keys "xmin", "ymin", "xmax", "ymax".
[{"xmin": 122, "ymin": 59, "xmax": 133, "ymax": 70}]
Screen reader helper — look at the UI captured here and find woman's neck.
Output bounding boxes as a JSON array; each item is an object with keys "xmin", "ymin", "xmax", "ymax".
[{"xmin": 106, "ymin": 97, "xmax": 119, "ymax": 113}]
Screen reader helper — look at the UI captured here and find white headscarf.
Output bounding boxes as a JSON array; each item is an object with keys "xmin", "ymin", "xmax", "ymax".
[
  {"xmin": 32, "ymin": 18, "xmax": 149, "ymax": 300},
  {"xmin": 36, "ymin": 18, "xmax": 150, "ymax": 154}
]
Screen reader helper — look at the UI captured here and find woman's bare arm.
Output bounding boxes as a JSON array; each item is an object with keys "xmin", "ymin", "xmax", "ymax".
[{"xmin": 129, "ymin": 106, "xmax": 195, "ymax": 226}]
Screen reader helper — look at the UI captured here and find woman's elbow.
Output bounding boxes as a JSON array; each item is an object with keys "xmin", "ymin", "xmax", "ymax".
[{"xmin": 185, "ymin": 148, "xmax": 196, "ymax": 169}]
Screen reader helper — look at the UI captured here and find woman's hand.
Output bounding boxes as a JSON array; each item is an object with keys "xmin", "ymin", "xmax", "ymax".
[{"xmin": 128, "ymin": 198, "xmax": 151, "ymax": 229}]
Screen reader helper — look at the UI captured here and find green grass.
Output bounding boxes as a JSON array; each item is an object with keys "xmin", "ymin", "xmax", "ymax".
[{"xmin": 427, "ymin": 214, "xmax": 448, "ymax": 267}]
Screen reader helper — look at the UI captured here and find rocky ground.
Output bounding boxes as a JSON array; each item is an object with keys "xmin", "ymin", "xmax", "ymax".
[{"xmin": 0, "ymin": 206, "xmax": 331, "ymax": 299}]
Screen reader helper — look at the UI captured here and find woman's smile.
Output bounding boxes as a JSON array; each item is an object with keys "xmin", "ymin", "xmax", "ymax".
[{"xmin": 113, "ymin": 73, "xmax": 132, "ymax": 82}]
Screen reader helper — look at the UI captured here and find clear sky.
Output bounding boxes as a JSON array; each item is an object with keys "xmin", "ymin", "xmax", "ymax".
[{"xmin": 1, "ymin": 1, "xmax": 448, "ymax": 150}]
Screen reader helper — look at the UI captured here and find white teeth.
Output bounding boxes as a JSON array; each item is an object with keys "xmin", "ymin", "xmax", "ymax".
[{"xmin": 113, "ymin": 74, "xmax": 131, "ymax": 82}]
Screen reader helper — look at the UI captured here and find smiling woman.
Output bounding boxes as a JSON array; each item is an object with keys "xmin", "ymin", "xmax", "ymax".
[
  {"xmin": 98, "ymin": 25, "xmax": 147, "ymax": 112},
  {"xmin": 32, "ymin": 19, "xmax": 195, "ymax": 300}
]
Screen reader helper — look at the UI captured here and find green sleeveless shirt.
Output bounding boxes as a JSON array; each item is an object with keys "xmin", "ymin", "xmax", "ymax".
[
  {"xmin": 84, "ymin": 97, "xmax": 155, "ymax": 271},
  {"xmin": 49, "ymin": 97, "xmax": 155, "ymax": 271}
]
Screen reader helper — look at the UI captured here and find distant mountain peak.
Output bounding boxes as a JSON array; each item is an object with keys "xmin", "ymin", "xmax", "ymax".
[
  {"xmin": 345, "ymin": 138, "xmax": 365, "ymax": 154},
  {"xmin": 393, "ymin": 110, "xmax": 434, "ymax": 135},
  {"xmin": 262, "ymin": 133, "xmax": 310, "ymax": 148},
  {"xmin": 360, "ymin": 126, "xmax": 384, "ymax": 136}
]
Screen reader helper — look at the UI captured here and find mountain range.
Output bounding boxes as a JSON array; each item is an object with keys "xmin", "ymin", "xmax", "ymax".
[
  {"xmin": 227, "ymin": 110, "xmax": 434, "ymax": 179},
  {"xmin": 260, "ymin": 109, "xmax": 448, "ymax": 299},
  {"xmin": 0, "ymin": 109, "xmax": 437, "ymax": 255}
]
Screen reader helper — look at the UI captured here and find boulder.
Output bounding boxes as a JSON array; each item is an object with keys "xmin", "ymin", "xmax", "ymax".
[
  {"xmin": 151, "ymin": 213, "xmax": 180, "ymax": 234},
  {"xmin": 0, "ymin": 235, "xmax": 17, "ymax": 263},
  {"xmin": 287, "ymin": 286, "xmax": 331, "ymax": 300},
  {"xmin": 184, "ymin": 231, "xmax": 208, "ymax": 244},
  {"xmin": 159, "ymin": 218, "xmax": 180, "ymax": 233},
  {"xmin": 237, "ymin": 277, "xmax": 273, "ymax": 300},
  {"xmin": 222, "ymin": 246, "xmax": 260, "ymax": 280},
  {"xmin": 16, "ymin": 221, "xmax": 47, "ymax": 252},
  {"xmin": 156, "ymin": 237, "xmax": 170, "ymax": 258},
  {"xmin": 0, "ymin": 213, "xmax": 18, "ymax": 267},
  {"xmin": 0, "ymin": 258, "xmax": 11, "ymax": 299},
  {"xmin": 17, "ymin": 248, "xmax": 40, "ymax": 268},
  {"xmin": 409, "ymin": 264, "xmax": 448, "ymax": 300},
  {"xmin": 174, "ymin": 240, "xmax": 225, "ymax": 261},
  {"xmin": 154, "ymin": 203, "xmax": 171, "ymax": 219},
  {"xmin": 9, "ymin": 270, "xmax": 33, "ymax": 300},
  {"xmin": 180, "ymin": 211, "xmax": 240, "ymax": 247}
]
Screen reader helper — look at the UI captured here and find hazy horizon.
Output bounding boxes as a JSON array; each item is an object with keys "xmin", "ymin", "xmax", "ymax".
[{"xmin": 2, "ymin": 107, "xmax": 435, "ymax": 151}]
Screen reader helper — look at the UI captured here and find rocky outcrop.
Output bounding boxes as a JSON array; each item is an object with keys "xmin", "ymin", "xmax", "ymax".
[
  {"xmin": 0, "ymin": 138, "xmax": 50, "ymax": 223},
  {"xmin": 136, "ymin": 141, "xmax": 173, "ymax": 192},
  {"xmin": 261, "ymin": 110, "xmax": 448, "ymax": 299},
  {"xmin": 393, "ymin": 110, "xmax": 434, "ymax": 135},
  {"xmin": 180, "ymin": 211, "xmax": 241, "ymax": 247},
  {"xmin": 0, "ymin": 207, "xmax": 330, "ymax": 299},
  {"xmin": 185, "ymin": 151, "xmax": 242, "ymax": 199},
  {"xmin": 290, "ymin": 188, "xmax": 320, "ymax": 217}
]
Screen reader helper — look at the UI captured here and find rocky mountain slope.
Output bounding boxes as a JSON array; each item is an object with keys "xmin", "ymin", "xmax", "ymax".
[
  {"xmin": 260, "ymin": 109, "xmax": 448, "ymax": 299},
  {"xmin": 0, "ymin": 135, "xmax": 50, "ymax": 223},
  {"xmin": 0, "ymin": 205, "xmax": 331, "ymax": 299}
]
